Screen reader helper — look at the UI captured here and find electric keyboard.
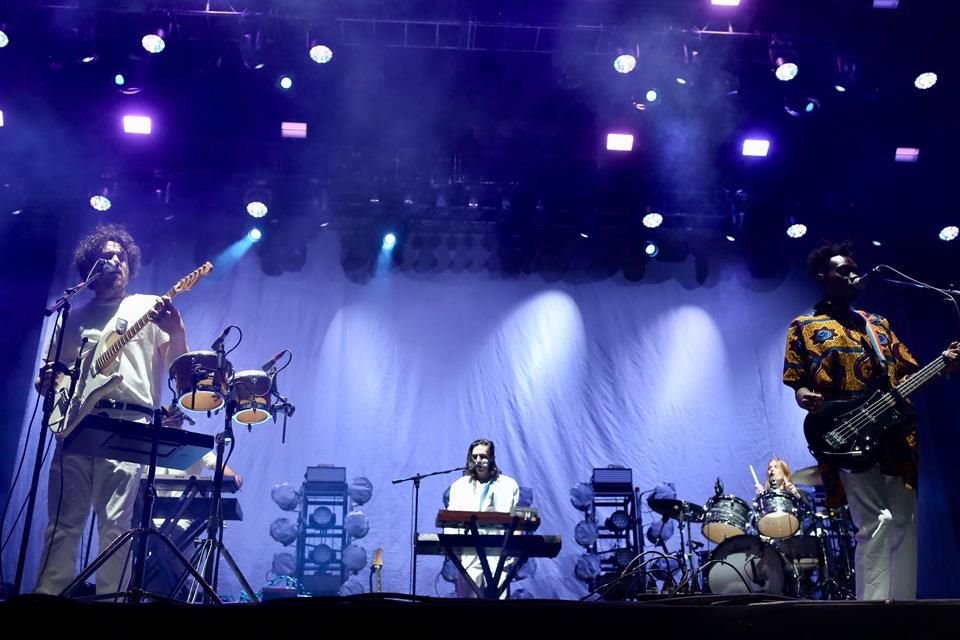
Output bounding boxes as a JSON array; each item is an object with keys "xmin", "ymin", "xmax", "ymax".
[
  {"xmin": 415, "ymin": 533, "xmax": 562, "ymax": 558},
  {"xmin": 152, "ymin": 496, "xmax": 243, "ymax": 521},
  {"xmin": 153, "ymin": 474, "xmax": 242, "ymax": 494},
  {"xmin": 436, "ymin": 509, "xmax": 541, "ymax": 532}
]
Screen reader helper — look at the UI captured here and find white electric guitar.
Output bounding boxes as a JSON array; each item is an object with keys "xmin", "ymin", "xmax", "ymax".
[{"xmin": 46, "ymin": 262, "xmax": 213, "ymax": 439}]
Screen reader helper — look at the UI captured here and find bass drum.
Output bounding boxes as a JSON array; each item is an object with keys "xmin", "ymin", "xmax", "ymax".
[{"xmin": 704, "ymin": 535, "xmax": 794, "ymax": 595}]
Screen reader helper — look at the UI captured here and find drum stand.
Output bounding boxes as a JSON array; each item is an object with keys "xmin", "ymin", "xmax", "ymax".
[{"xmin": 172, "ymin": 399, "xmax": 259, "ymax": 603}]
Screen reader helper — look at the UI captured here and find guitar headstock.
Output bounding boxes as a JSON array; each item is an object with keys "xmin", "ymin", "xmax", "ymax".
[
  {"xmin": 372, "ymin": 547, "xmax": 384, "ymax": 569},
  {"xmin": 171, "ymin": 262, "xmax": 214, "ymax": 296}
]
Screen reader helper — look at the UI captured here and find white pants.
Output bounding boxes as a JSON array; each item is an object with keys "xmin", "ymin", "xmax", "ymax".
[
  {"xmin": 35, "ymin": 441, "xmax": 142, "ymax": 596},
  {"xmin": 839, "ymin": 467, "xmax": 917, "ymax": 601},
  {"xmin": 455, "ymin": 552, "xmax": 512, "ymax": 599}
]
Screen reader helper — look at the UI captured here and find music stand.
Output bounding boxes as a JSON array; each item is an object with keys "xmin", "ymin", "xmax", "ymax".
[{"xmin": 59, "ymin": 409, "xmax": 222, "ymax": 603}]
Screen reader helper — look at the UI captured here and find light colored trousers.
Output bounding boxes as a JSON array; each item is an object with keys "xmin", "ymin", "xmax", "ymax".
[
  {"xmin": 839, "ymin": 466, "xmax": 917, "ymax": 601},
  {"xmin": 35, "ymin": 447, "xmax": 141, "ymax": 596}
]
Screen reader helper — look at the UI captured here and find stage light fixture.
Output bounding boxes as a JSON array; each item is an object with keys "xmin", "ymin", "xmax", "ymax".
[
  {"xmin": 770, "ymin": 41, "xmax": 799, "ymax": 82},
  {"xmin": 281, "ymin": 122, "xmax": 307, "ymax": 139},
  {"xmin": 939, "ymin": 226, "xmax": 958, "ymax": 242},
  {"xmin": 240, "ymin": 31, "xmax": 265, "ymax": 70},
  {"xmin": 895, "ymin": 147, "xmax": 919, "ymax": 163},
  {"xmin": 742, "ymin": 138, "xmax": 770, "ymax": 157},
  {"xmin": 309, "ymin": 43, "xmax": 333, "ymax": 64},
  {"xmin": 644, "ymin": 241, "xmax": 659, "ymax": 257},
  {"xmin": 141, "ymin": 33, "xmax": 165, "ymax": 54},
  {"xmin": 245, "ymin": 187, "xmax": 271, "ymax": 217},
  {"xmin": 914, "ymin": 72, "xmax": 937, "ymax": 90},
  {"xmin": 606, "ymin": 133, "xmax": 634, "ymax": 152},
  {"xmin": 784, "ymin": 96, "xmax": 820, "ymax": 117},
  {"xmin": 90, "ymin": 195, "xmax": 111, "ymax": 211},
  {"xmin": 248, "ymin": 228, "xmax": 262, "ymax": 242},
  {"xmin": 786, "ymin": 222, "xmax": 807, "ymax": 239},
  {"xmin": 642, "ymin": 212, "xmax": 663, "ymax": 229},
  {"xmin": 0, "ymin": 110, "xmax": 4, "ymax": 127},
  {"xmin": 0, "ymin": 28, "xmax": 8, "ymax": 48},
  {"xmin": 605, "ymin": 510, "xmax": 632, "ymax": 532},
  {"xmin": 278, "ymin": 75, "xmax": 294, "ymax": 90},
  {"xmin": 613, "ymin": 53, "xmax": 637, "ymax": 74},
  {"xmin": 122, "ymin": 115, "xmax": 152, "ymax": 135},
  {"xmin": 382, "ymin": 232, "xmax": 397, "ymax": 250}
]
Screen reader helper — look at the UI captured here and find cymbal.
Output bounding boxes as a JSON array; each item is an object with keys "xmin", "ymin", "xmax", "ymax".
[
  {"xmin": 648, "ymin": 498, "xmax": 705, "ymax": 523},
  {"xmin": 792, "ymin": 465, "xmax": 824, "ymax": 487}
]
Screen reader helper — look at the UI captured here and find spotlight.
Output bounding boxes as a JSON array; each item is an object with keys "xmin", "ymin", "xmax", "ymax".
[
  {"xmin": 245, "ymin": 187, "xmax": 271, "ymax": 217},
  {"xmin": 784, "ymin": 96, "xmax": 820, "ymax": 118},
  {"xmin": 676, "ymin": 77, "xmax": 688, "ymax": 85},
  {"xmin": 89, "ymin": 195, "xmax": 111, "ymax": 211},
  {"xmin": 613, "ymin": 53, "xmax": 636, "ymax": 74},
  {"xmin": 914, "ymin": 72, "xmax": 937, "ymax": 90},
  {"xmin": 712, "ymin": 0, "xmax": 741, "ymax": 5},
  {"xmin": 642, "ymin": 212, "xmax": 663, "ymax": 229},
  {"xmin": 0, "ymin": 29, "xmax": 8, "ymax": 49},
  {"xmin": 606, "ymin": 133, "xmax": 634, "ymax": 152},
  {"xmin": 644, "ymin": 241, "xmax": 659, "ymax": 257},
  {"xmin": 895, "ymin": 147, "xmax": 920, "ymax": 163},
  {"xmin": 382, "ymin": 232, "xmax": 397, "ymax": 250},
  {"xmin": 246, "ymin": 201, "xmax": 268, "ymax": 218},
  {"xmin": 939, "ymin": 226, "xmax": 958, "ymax": 242},
  {"xmin": 834, "ymin": 85, "xmax": 847, "ymax": 93},
  {"xmin": 122, "ymin": 115, "xmax": 152, "ymax": 135},
  {"xmin": 278, "ymin": 75, "xmax": 294, "ymax": 90},
  {"xmin": 871, "ymin": 240, "xmax": 883, "ymax": 247},
  {"xmin": 770, "ymin": 40, "xmax": 799, "ymax": 82},
  {"xmin": 742, "ymin": 138, "xmax": 770, "ymax": 157},
  {"xmin": 281, "ymin": 122, "xmax": 307, "ymax": 139},
  {"xmin": 114, "ymin": 73, "xmax": 125, "ymax": 86},
  {"xmin": 775, "ymin": 61, "xmax": 798, "ymax": 82},
  {"xmin": 0, "ymin": 110, "xmax": 4, "ymax": 127},
  {"xmin": 248, "ymin": 228, "xmax": 262, "ymax": 242},
  {"xmin": 786, "ymin": 222, "xmax": 807, "ymax": 239},
  {"xmin": 725, "ymin": 234, "xmax": 736, "ymax": 242},
  {"xmin": 645, "ymin": 89, "xmax": 659, "ymax": 103},
  {"xmin": 309, "ymin": 43, "xmax": 333, "ymax": 64},
  {"xmin": 141, "ymin": 33, "xmax": 166, "ymax": 54}
]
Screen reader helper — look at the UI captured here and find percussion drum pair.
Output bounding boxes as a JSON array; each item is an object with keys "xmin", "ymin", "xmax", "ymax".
[{"xmin": 168, "ymin": 350, "xmax": 274, "ymax": 425}]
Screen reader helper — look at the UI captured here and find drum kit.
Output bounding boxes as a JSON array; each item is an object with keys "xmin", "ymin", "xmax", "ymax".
[{"xmin": 647, "ymin": 468, "xmax": 855, "ymax": 599}]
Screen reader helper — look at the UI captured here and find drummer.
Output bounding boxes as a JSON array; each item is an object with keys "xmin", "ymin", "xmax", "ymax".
[{"xmin": 755, "ymin": 457, "xmax": 810, "ymax": 507}]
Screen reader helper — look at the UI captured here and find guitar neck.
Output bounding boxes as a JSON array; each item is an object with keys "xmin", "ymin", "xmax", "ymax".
[
  {"xmin": 895, "ymin": 355, "xmax": 946, "ymax": 399},
  {"xmin": 95, "ymin": 285, "xmax": 178, "ymax": 373}
]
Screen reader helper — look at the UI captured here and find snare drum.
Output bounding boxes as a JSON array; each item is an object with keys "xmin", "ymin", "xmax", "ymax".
[
  {"xmin": 704, "ymin": 534, "xmax": 794, "ymax": 595},
  {"xmin": 169, "ymin": 350, "xmax": 232, "ymax": 412},
  {"xmin": 753, "ymin": 490, "xmax": 810, "ymax": 539},
  {"xmin": 702, "ymin": 495, "xmax": 753, "ymax": 544},
  {"xmin": 231, "ymin": 369, "xmax": 273, "ymax": 425}
]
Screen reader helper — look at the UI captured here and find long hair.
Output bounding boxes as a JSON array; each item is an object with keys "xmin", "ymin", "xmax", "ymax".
[
  {"xmin": 74, "ymin": 223, "xmax": 142, "ymax": 280},
  {"xmin": 764, "ymin": 457, "xmax": 794, "ymax": 490},
  {"xmin": 464, "ymin": 438, "xmax": 501, "ymax": 481}
]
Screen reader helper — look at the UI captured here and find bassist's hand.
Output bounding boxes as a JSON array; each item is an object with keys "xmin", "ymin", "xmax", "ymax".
[
  {"xmin": 795, "ymin": 387, "xmax": 824, "ymax": 412},
  {"xmin": 944, "ymin": 342, "xmax": 960, "ymax": 374}
]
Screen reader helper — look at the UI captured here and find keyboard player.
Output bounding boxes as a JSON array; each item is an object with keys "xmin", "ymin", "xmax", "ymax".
[{"xmin": 446, "ymin": 438, "xmax": 519, "ymax": 598}]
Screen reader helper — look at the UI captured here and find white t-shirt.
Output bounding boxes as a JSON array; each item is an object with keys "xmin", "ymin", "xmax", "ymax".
[
  {"xmin": 49, "ymin": 293, "xmax": 171, "ymax": 409},
  {"xmin": 448, "ymin": 473, "xmax": 520, "ymax": 530}
]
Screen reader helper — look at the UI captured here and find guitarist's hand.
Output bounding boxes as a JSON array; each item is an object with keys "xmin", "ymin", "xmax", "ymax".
[
  {"xmin": 796, "ymin": 387, "xmax": 825, "ymax": 412},
  {"xmin": 944, "ymin": 342, "xmax": 960, "ymax": 374},
  {"xmin": 150, "ymin": 296, "xmax": 185, "ymax": 336}
]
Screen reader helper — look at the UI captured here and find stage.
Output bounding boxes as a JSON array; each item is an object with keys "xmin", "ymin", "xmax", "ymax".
[{"xmin": 4, "ymin": 593, "xmax": 960, "ymax": 638}]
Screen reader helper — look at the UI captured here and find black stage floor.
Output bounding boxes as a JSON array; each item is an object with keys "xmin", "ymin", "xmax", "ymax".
[{"xmin": 4, "ymin": 593, "xmax": 960, "ymax": 638}]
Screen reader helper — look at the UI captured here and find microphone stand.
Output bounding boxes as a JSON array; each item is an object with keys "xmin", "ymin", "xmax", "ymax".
[
  {"xmin": 12, "ymin": 265, "xmax": 107, "ymax": 595},
  {"xmin": 392, "ymin": 464, "xmax": 468, "ymax": 596}
]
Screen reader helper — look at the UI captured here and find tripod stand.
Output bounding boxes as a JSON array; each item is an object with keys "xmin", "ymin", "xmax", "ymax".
[
  {"xmin": 59, "ymin": 409, "xmax": 221, "ymax": 603},
  {"xmin": 171, "ymin": 400, "xmax": 258, "ymax": 604}
]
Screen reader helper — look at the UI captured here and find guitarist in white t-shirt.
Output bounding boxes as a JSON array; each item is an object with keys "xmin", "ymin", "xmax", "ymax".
[{"xmin": 34, "ymin": 224, "xmax": 189, "ymax": 596}]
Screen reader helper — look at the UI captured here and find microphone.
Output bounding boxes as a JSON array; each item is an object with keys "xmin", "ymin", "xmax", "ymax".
[
  {"xmin": 261, "ymin": 350, "xmax": 288, "ymax": 372},
  {"xmin": 848, "ymin": 266, "xmax": 880, "ymax": 288},
  {"xmin": 210, "ymin": 326, "xmax": 232, "ymax": 351}
]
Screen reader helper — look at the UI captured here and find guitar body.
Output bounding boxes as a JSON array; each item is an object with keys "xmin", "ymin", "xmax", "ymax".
[
  {"xmin": 803, "ymin": 388, "xmax": 915, "ymax": 472},
  {"xmin": 50, "ymin": 329, "xmax": 125, "ymax": 439}
]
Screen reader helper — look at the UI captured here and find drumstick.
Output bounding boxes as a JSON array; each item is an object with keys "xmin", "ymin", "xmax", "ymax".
[{"xmin": 749, "ymin": 464, "xmax": 761, "ymax": 489}]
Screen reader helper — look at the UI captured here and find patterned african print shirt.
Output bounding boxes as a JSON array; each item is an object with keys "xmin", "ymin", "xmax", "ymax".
[{"xmin": 783, "ymin": 300, "xmax": 920, "ymax": 485}]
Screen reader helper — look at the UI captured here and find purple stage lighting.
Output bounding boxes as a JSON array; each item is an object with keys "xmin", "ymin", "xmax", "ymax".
[
  {"xmin": 873, "ymin": 0, "xmax": 898, "ymax": 7},
  {"xmin": 122, "ymin": 115, "xmax": 152, "ymax": 135},
  {"xmin": 895, "ymin": 147, "xmax": 919, "ymax": 163},
  {"xmin": 742, "ymin": 139, "xmax": 770, "ymax": 157},
  {"xmin": 281, "ymin": 122, "xmax": 307, "ymax": 139},
  {"xmin": 606, "ymin": 133, "xmax": 634, "ymax": 152},
  {"xmin": 0, "ymin": 110, "xmax": 4, "ymax": 127},
  {"xmin": 712, "ymin": 0, "xmax": 741, "ymax": 5}
]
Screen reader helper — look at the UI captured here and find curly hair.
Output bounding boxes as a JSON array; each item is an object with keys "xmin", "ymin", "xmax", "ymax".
[
  {"xmin": 74, "ymin": 223, "xmax": 142, "ymax": 280},
  {"xmin": 806, "ymin": 241, "xmax": 854, "ymax": 279}
]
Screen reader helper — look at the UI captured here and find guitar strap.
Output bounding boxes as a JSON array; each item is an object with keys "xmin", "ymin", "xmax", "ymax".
[{"xmin": 857, "ymin": 310, "xmax": 889, "ymax": 371}]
